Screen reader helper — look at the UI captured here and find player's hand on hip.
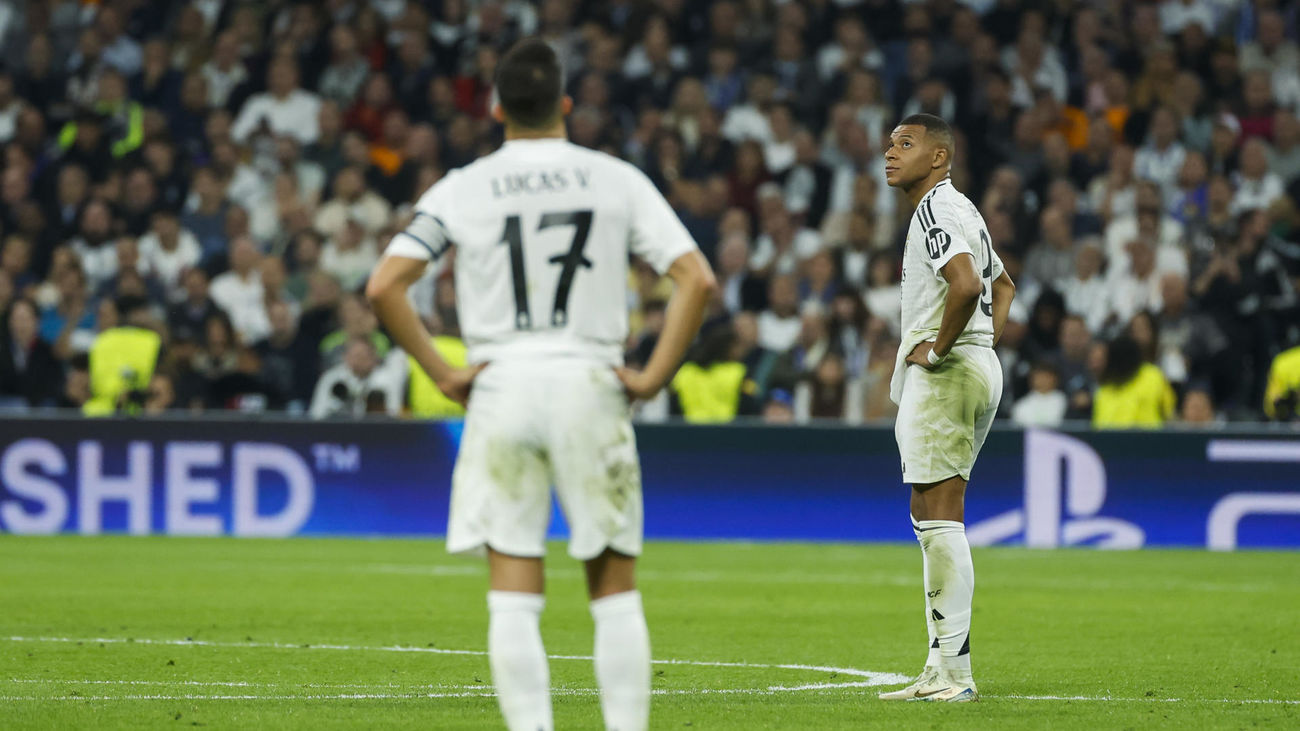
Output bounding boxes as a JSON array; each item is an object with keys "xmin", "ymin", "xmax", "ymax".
[
  {"xmin": 615, "ymin": 366, "xmax": 662, "ymax": 401},
  {"xmin": 437, "ymin": 363, "xmax": 489, "ymax": 407},
  {"xmin": 906, "ymin": 341, "xmax": 941, "ymax": 371}
]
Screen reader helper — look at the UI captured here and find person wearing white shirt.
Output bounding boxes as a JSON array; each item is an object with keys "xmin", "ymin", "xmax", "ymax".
[
  {"xmin": 313, "ymin": 166, "xmax": 393, "ymax": 238},
  {"xmin": 137, "ymin": 210, "xmax": 202, "ymax": 299},
  {"xmin": 1060, "ymin": 244, "xmax": 1110, "ymax": 334},
  {"xmin": 1011, "ymin": 362, "xmax": 1068, "ymax": 428},
  {"xmin": 95, "ymin": 6, "xmax": 142, "ymax": 76},
  {"xmin": 201, "ymin": 31, "xmax": 248, "ymax": 109},
  {"xmin": 863, "ymin": 253, "xmax": 902, "ymax": 338},
  {"xmin": 1104, "ymin": 182, "xmax": 1186, "ymax": 276},
  {"xmin": 757, "ymin": 275, "xmax": 803, "ymax": 352},
  {"xmin": 1231, "ymin": 138, "xmax": 1286, "ymax": 214},
  {"xmin": 232, "ymin": 59, "xmax": 321, "ymax": 146},
  {"xmin": 1108, "ymin": 240, "xmax": 1164, "ymax": 329},
  {"xmin": 320, "ymin": 216, "xmax": 380, "ymax": 292},
  {"xmin": 1003, "ymin": 30, "xmax": 1068, "ymax": 105},
  {"xmin": 749, "ymin": 206, "xmax": 824, "ymax": 278},
  {"xmin": 209, "ymin": 237, "xmax": 269, "ymax": 344},
  {"xmin": 1134, "ymin": 107, "xmax": 1187, "ymax": 198},
  {"xmin": 308, "ymin": 337, "xmax": 402, "ymax": 418},
  {"xmin": 721, "ymin": 75, "xmax": 776, "ymax": 144},
  {"xmin": 1159, "ymin": 0, "xmax": 1217, "ymax": 35},
  {"xmin": 816, "ymin": 15, "xmax": 884, "ymax": 82},
  {"xmin": 762, "ymin": 104, "xmax": 798, "ymax": 176},
  {"xmin": 1239, "ymin": 9, "xmax": 1300, "ymax": 77}
]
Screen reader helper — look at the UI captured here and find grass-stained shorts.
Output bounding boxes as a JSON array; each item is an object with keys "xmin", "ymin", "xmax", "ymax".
[{"xmin": 894, "ymin": 344, "xmax": 1002, "ymax": 485}]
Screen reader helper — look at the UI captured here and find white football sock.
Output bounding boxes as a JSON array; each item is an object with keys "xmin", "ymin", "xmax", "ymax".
[
  {"xmin": 917, "ymin": 520, "xmax": 974, "ymax": 681},
  {"xmin": 590, "ymin": 590, "xmax": 651, "ymax": 731},
  {"xmin": 912, "ymin": 515, "xmax": 941, "ymax": 669},
  {"xmin": 487, "ymin": 591, "xmax": 552, "ymax": 731}
]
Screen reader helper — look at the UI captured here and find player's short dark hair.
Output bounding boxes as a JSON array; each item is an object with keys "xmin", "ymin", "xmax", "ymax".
[
  {"xmin": 899, "ymin": 113, "xmax": 954, "ymax": 157},
  {"xmin": 495, "ymin": 39, "xmax": 563, "ymax": 130}
]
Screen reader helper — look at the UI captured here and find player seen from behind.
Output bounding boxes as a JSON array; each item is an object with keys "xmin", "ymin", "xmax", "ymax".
[
  {"xmin": 876, "ymin": 113, "xmax": 1016, "ymax": 703},
  {"xmin": 365, "ymin": 39, "xmax": 716, "ymax": 731}
]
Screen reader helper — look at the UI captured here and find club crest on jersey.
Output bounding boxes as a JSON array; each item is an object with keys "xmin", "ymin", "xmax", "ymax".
[{"xmin": 925, "ymin": 227, "xmax": 951, "ymax": 260}]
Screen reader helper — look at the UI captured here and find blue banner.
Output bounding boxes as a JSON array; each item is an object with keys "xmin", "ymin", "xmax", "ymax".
[{"xmin": 0, "ymin": 418, "xmax": 1296, "ymax": 550}]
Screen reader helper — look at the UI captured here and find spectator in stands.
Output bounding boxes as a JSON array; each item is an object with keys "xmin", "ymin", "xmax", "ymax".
[
  {"xmin": 232, "ymin": 58, "xmax": 321, "ymax": 146},
  {"xmin": 0, "ymin": 298, "xmax": 61, "ymax": 408},
  {"xmin": 255, "ymin": 299, "xmax": 318, "ymax": 412},
  {"xmin": 1012, "ymin": 360, "xmax": 1068, "ymax": 428},
  {"xmin": 93, "ymin": 6, "xmax": 142, "ymax": 77},
  {"xmin": 319, "ymin": 292, "xmax": 390, "ymax": 370},
  {"xmin": 1231, "ymin": 138, "xmax": 1285, "ymax": 214},
  {"xmin": 1024, "ymin": 207, "xmax": 1078, "ymax": 291},
  {"xmin": 182, "ymin": 167, "xmax": 231, "ymax": 263},
  {"xmin": 769, "ymin": 304, "xmax": 831, "ymax": 392},
  {"xmin": 318, "ymin": 26, "xmax": 370, "ymax": 108},
  {"xmin": 1108, "ymin": 239, "xmax": 1165, "ymax": 329},
  {"xmin": 794, "ymin": 351, "xmax": 862, "ymax": 424},
  {"xmin": 167, "ymin": 268, "xmax": 220, "ymax": 347},
  {"xmin": 139, "ymin": 209, "xmax": 202, "ymax": 298},
  {"xmin": 1135, "ymin": 106, "xmax": 1186, "ymax": 198},
  {"xmin": 0, "ymin": 235, "xmax": 36, "ymax": 294},
  {"xmin": 309, "ymin": 336, "xmax": 400, "ymax": 419},
  {"xmin": 201, "ymin": 31, "xmax": 247, "ymax": 110},
  {"xmin": 762, "ymin": 387, "xmax": 795, "ymax": 424},
  {"xmin": 209, "ymin": 236, "xmax": 268, "ymax": 344},
  {"xmin": 95, "ymin": 237, "xmax": 165, "ymax": 306},
  {"xmin": 313, "ymin": 165, "xmax": 392, "ymax": 238},
  {"xmin": 1093, "ymin": 335, "xmax": 1176, "ymax": 429},
  {"xmin": 757, "ymin": 274, "xmax": 801, "ymax": 353},
  {"xmin": 1273, "ymin": 111, "xmax": 1300, "ymax": 185}
]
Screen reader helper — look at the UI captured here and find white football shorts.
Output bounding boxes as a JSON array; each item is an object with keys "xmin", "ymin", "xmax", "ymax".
[
  {"xmin": 446, "ymin": 359, "xmax": 643, "ymax": 561},
  {"xmin": 894, "ymin": 344, "xmax": 1002, "ymax": 485}
]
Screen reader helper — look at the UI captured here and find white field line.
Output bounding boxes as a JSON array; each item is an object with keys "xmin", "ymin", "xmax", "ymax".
[
  {"xmin": 1, "ymin": 689, "xmax": 1297, "ymax": 705},
  {"xmin": 3, "ymin": 637, "xmax": 1297, "ymax": 706},
  {"xmin": 0, "ymin": 635, "xmax": 908, "ymax": 692},
  {"xmin": 986, "ymin": 694, "xmax": 1300, "ymax": 705}
]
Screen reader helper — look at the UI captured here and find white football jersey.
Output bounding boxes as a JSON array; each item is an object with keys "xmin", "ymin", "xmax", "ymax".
[
  {"xmin": 385, "ymin": 138, "xmax": 698, "ymax": 365},
  {"xmin": 899, "ymin": 178, "xmax": 1004, "ymax": 349}
]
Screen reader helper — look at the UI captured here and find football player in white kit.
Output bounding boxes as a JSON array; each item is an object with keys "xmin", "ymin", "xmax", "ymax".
[
  {"xmin": 875, "ymin": 114, "xmax": 1016, "ymax": 703},
  {"xmin": 366, "ymin": 40, "xmax": 716, "ymax": 731}
]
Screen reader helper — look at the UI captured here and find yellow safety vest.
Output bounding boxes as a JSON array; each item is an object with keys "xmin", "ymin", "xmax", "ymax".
[
  {"xmin": 1264, "ymin": 346, "xmax": 1300, "ymax": 419},
  {"xmin": 1092, "ymin": 363, "xmax": 1175, "ymax": 429},
  {"xmin": 85, "ymin": 327, "xmax": 162, "ymax": 416},
  {"xmin": 408, "ymin": 336, "xmax": 468, "ymax": 419},
  {"xmin": 671, "ymin": 361, "xmax": 747, "ymax": 423}
]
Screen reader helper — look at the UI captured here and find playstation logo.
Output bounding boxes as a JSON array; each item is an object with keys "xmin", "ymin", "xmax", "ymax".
[{"xmin": 968, "ymin": 429, "xmax": 1145, "ymax": 549}]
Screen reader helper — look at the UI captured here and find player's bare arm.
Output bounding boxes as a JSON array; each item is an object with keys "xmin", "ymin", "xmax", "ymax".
[
  {"xmin": 906, "ymin": 253, "xmax": 981, "ymax": 370},
  {"xmin": 366, "ymin": 255, "xmax": 485, "ymax": 406},
  {"xmin": 617, "ymin": 250, "xmax": 717, "ymax": 400},
  {"xmin": 990, "ymin": 270, "xmax": 1016, "ymax": 347}
]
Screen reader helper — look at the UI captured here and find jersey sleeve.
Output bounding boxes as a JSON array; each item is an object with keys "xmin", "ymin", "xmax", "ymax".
[
  {"xmin": 990, "ymin": 239, "xmax": 1006, "ymax": 280},
  {"xmin": 385, "ymin": 173, "xmax": 459, "ymax": 261},
  {"xmin": 625, "ymin": 165, "xmax": 699, "ymax": 274},
  {"xmin": 917, "ymin": 195, "xmax": 974, "ymax": 275}
]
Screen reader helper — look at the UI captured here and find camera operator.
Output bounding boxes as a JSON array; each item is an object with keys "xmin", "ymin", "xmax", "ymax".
[{"xmin": 308, "ymin": 335, "xmax": 401, "ymax": 418}]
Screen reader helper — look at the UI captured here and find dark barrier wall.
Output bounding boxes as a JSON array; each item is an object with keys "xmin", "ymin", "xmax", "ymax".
[{"xmin": 0, "ymin": 418, "xmax": 1296, "ymax": 550}]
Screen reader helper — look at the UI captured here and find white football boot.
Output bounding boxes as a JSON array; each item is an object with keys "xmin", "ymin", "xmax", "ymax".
[
  {"xmin": 877, "ymin": 666, "xmax": 940, "ymax": 700},
  {"xmin": 879, "ymin": 667, "xmax": 979, "ymax": 702}
]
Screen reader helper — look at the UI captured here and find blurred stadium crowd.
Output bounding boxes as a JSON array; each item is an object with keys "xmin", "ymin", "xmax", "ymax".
[{"xmin": 0, "ymin": 0, "xmax": 1298, "ymax": 426}]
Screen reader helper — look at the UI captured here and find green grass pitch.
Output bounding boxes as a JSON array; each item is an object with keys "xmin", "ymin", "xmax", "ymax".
[{"xmin": 1, "ymin": 536, "xmax": 1296, "ymax": 729}]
